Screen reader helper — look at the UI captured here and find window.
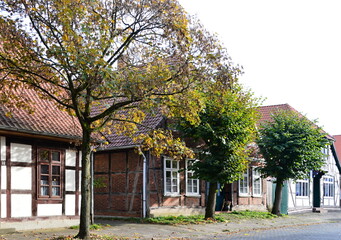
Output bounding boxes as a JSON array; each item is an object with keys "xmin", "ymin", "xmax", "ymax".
[
  {"xmin": 186, "ymin": 160, "xmax": 200, "ymax": 196},
  {"xmin": 239, "ymin": 170, "xmax": 249, "ymax": 196},
  {"xmin": 322, "ymin": 147, "xmax": 330, "ymax": 161},
  {"xmin": 252, "ymin": 168, "xmax": 262, "ymax": 196},
  {"xmin": 323, "ymin": 177, "xmax": 334, "ymax": 197},
  {"xmin": 296, "ymin": 179, "xmax": 309, "ymax": 197},
  {"xmin": 164, "ymin": 157, "xmax": 179, "ymax": 195},
  {"xmin": 38, "ymin": 149, "xmax": 62, "ymax": 198}
]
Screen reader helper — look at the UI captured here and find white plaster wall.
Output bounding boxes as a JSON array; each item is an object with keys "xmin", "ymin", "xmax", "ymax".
[
  {"xmin": 11, "ymin": 167, "xmax": 32, "ymax": 190},
  {"xmin": 10, "ymin": 143, "xmax": 32, "ymax": 163},
  {"xmin": 295, "ymin": 197, "xmax": 310, "ymax": 207},
  {"xmin": 79, "ymin": 196, "xmax": 81, "ymax": 215},
  {"xmin": 11, "ymin": 194, "xmax": 31, "ymax": 217},
  {"xmin": 1, "ymin": 166, "xmax": 6, "ymax": 191},
  {"xmin": 66, "ymin": 150, "xmax": 76, "ymax": 167},
  {"xmin": 288, "ymin": 181, "xmax": 295, "ymax": 208},
  {"xmin": 1, "ymin": 194, "xmax": 6, "ymax": 218},
  {"xmin": 323, "ymin": 197, "xmax": 335, "ymax": 206},
  {"xmin": 0, "ymin": 136, "xmax": 5, "ymax": 161},
  {"xmin": 320, "ymin": 145, "xmax": 340, "ymax": 207},
  {"xmin": 37, "ymin": 204, "xmax": 62, "ymax": 216},
  {"xmin": 334, "ymin": 174, "xmax": 340, "ymax": 207},
  {"xmin": 79, "ymin": 172, "xmax": 82, "ymax": 191},
  {"xmin": 65, "ymin": 170, "xmax": 76, "ymax": 191},
  {"xmin": 288, "ymin": 179, "xmax": 312, "ymax": 209},
  {"xmin": 65, "ymin": 194, "xmax": 76, "ymax": 216},
  {"xmin": 79, "ymin": 151, "xmax": 82, "ymax": 167}
]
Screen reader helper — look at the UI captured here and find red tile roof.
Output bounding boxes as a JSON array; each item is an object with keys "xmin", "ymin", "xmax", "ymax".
[
  {"xmin": 258, "ymin": 103, "xmax": 332, "ymax": 139},
  {"xmin": 0, "ymin": 86, "xmax": 163, "ymax": 147},
  {"xmin": 0, "ymin": 87, "xmax": 82, "ymax": 140},
  {"xmin": 257, "ymin": 103, "xmax": 300, "ymax": 125},
  {"xmin": 98, "ymin": 111, "xmax": 164, "ymax": 150}
]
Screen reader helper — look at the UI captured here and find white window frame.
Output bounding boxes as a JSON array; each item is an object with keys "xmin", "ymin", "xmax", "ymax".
[
  {"xmin": 185, "ymin": 159, "xmax": 200, "ymax": 196},
  {"xmin": 295, "ymin": 179, "xmax": 309, "ymax": 197},
  {"xmin": 252, "ymin": 168, "xmax": 262, "ymax": 197},
  {"xmin": 323, "ymin": 176, "xmax": 334, "ymax": 198},
  {"xmin": 322, "ymin": 147, "xmax": 330, "ymax": 161},
  {"xmin": 239, "ymin": 169, "xmax": 249, "ymax": 196},
  {"xmin": 164, "ymin": 157, "xmax": 180, "ymax": 196}
]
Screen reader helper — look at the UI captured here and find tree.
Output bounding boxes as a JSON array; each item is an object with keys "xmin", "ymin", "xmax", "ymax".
[
  {"xmin": 177, "ymin": 85, "xmax": 259, "ymax": 219},
  {"xmin": 256, "ymin": 110, "xmax": 330, "ymax": 216},
  {"xmin": 0, "ymin": 0, "xmax": 240, "ymax": 238}
]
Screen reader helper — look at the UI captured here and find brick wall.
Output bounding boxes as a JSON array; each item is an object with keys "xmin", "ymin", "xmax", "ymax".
[
  {"xmin": 94, "ymin": 149, "xmax": 206, "ymax": 217},
  {"xmin": 94, "ymin": 149, "xmax": 143, "ymax": 217}
]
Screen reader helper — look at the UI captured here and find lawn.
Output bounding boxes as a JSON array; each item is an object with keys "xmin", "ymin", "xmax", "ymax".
[{"xmin": 98, "ymin": 210, "xmax": 278, "ymax": 225}]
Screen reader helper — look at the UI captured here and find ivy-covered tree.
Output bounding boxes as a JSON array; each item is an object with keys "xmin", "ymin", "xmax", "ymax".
[
  {"xmin": 256, "ymin": 110, "xmax": 330, "ymax": 215},
  {"xmin": 177, "ymin": 85, "xmax": 260, "ymax": 219},
  {"xmin": 0, "ymin": 0, "xmax": 241, "ymax": 238}
]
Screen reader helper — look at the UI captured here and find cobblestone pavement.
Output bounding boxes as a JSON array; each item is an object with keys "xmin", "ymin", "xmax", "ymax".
[{"xmin": 1, "ymin": 210, "xmax": 341, "ymax": 239}]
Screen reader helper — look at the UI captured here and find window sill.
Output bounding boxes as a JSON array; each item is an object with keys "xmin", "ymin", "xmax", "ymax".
[
  {"xmin": 252, "ymin": 195, "xmax": 262, "ymax": 198},
  {"xmin": 37, "ymin": 198, "xmax": 63, "ymax": 204},
  {"xmin": 185, "ymin": 194, "xmax": 201, "ymax": 198},
  {"xmin": 164, "ymin": 194, "xmax": 181, "ymax": 197}
]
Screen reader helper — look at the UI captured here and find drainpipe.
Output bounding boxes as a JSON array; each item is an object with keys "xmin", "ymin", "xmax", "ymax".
[
  {"xmin": 90, "ymin": 150, "xmax": 94, "ymax": 224},
  {"xmin": 140, "ymin": 149, "xmax": 147, "ymax": 218},
  {"xmin": 230, "ymin": 183, "xmax": 233, "ymax": 211}
]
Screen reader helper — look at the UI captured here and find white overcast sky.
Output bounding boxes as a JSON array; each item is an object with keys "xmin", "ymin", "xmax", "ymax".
[{"xmin": 178, "ymin": 0, "xmax": 341, "ymax": 135}]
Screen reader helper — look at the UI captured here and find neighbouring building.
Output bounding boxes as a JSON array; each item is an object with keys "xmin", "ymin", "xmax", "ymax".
[
  {"xmin": 0, "ymin": 88, "xmax": 82, "ymax": 230},
  {"xmin": 217, "ymin": 104, "xmax": 341, "ymax": 213},
  {"xmin": 259, "ymin": 104, "xmax": 341, "ymax": 213},
  {"xmin": 331, "ymin": 134, "xmax": 341, "ymax": 206}
]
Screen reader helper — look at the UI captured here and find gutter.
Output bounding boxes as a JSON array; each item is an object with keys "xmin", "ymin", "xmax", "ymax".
[
  {"xmin": 96, "ymin": 144, "xmax": 140, "ymax": 152},
  {"xmin": 0, "ymin": 126, "xmax": 81, "ymax": 142}
]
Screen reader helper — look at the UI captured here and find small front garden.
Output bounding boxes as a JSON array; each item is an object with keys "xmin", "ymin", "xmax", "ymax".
[{"xmin": 97, "ymin": 210, "xmax": 278, "ymax": 226}]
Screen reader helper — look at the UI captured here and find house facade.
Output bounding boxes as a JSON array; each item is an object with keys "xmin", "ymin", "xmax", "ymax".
[
  {"xmin": 95, "ymin": 103, "xmax": 341, "ymax": 216},
  {"xmin": 0, "ymin": 88, "xmax": 82, "ymax": 230},
  {"xmin": 217, "ymin": 104, "xmax": 341, "ymax": 213},
  {"xmin": 5, "ymin": 93, "xmax": 338, "ymax": 227},
  {"xmin": 259, "ymin": 104, "xmax": 341, "ymax": 213},
  {"xmin": 285, "ymin": 143, "xmax": 341, "ymax": 212},
  {"xmin": 216, "ymin": 160, "xmax": 267, "ymax": 212},
  {"xmin": 93, "ymin": 116, "xmax": 206, "ymax": 218}
]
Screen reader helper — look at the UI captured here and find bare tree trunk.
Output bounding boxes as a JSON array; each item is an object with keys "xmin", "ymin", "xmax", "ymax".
[
  {"xmin": 272, "ymin": 179, "xmax": 283, "ymax": 216},
  {"xmin": 205, "ymin": 182, "xmax": 218, "ymax": 219},
  {"xmin": 76, "ymin": 128, "xmax": 92, "ymax": 239}
]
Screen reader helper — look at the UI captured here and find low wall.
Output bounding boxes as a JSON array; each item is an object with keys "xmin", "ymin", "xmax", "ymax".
[{"xmin": 149, "ymin": 206, "xmax": 205, "ymax": 217}]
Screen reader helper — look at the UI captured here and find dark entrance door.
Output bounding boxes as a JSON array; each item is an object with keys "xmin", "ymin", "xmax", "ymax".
[{"xmin": 313, "ymin": 171, "xmax": 325, "ymax": 208}]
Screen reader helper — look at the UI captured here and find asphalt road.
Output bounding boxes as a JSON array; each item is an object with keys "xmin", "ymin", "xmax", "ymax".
[{"xmin": 212, "ymin": 222, "xmax": 341, "ymax": 240}]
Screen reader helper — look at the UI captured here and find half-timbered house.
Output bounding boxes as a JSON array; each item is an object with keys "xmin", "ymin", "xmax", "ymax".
[
  {"xmin": 93, "ymin": 115, "xmax": 206, "ymax": 218},
  {"xmin": 0, "ymin": 88, "xmax": 82, "ymax": 230},
  {"xmin": 217, "ymin": 104, "xmax": 341, "ymax": 213}
]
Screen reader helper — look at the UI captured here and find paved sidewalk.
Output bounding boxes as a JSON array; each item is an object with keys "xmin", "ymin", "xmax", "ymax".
[{"xmin": 1, "ymin": 210, "xmax": 341, "ymax": 239}]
